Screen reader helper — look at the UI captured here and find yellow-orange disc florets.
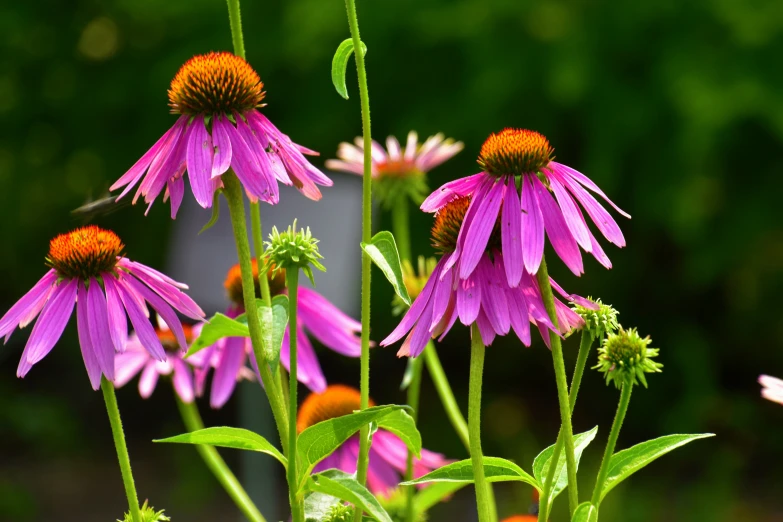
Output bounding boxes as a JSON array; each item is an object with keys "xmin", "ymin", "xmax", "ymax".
[
  {"xmin": 156, "ymin": 323, "xmax": 195, "ymax": 352},
  {"xmin": 168, "ymin": 52, "xmax": 266, "ymax": 115},
  {"xmin": 224, "ymin": 259, "xmax": 286, "ymax": 305},
  {"xmin": 296, "ymin": 385, "xmax": 375, "ymax": 433},
  {"xmin": 477, "ymin": 128, "xmax": 554, "ymax": 176},
  {"xmin": 431, "ymin": 196, "xmax": 470, "ymax": 254},
  {"xmin": 46, "ymin": 226, "xmax": 124, "ymax": 280}
]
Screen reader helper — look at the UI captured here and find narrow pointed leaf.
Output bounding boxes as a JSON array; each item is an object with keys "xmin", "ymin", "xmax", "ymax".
[
  {"xmin": 401, "ymin": 456, "xmax": 540, "ymax": 489},
  {"xmin": 155, "ymin": 427, "xmax": 287, "ymax": 468},
  {"xmin": 376, "ymin": 409, "xmax": 421, "ymax": 458},
  {"xmin": 572, "ymin": 502, "xmax": 598, "ymax": 522},
  {"xmin": 186, "ymin": 313, "xmax": 249, "ymax": 356},
  {"xmin": 331, "ymin": 39, "xmax": 368, "ymax": 100},
  {"xmin": 532, "ymin": 426, "xmax": 598, "ymax": 510},
  {"xmin": 361, "ymin": 231, "xmax": 411, "ymax": 306},
  {"xmin": 258, "ymin": 294, "xmax": 288, "ymax": 372},
  {"xmin": 600, "ymin": 433, "xmax": 714, "ymax": 501},
  {"xmin": 199, "ymin": 190, "xmax": 222, "ymax": 234},
  {"xmin": 307, "ymin": 470, "xmax": 393, "ymax": 522}
]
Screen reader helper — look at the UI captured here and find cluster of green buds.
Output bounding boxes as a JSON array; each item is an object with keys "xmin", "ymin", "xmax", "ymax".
[
  {"xmin": 321, "ymin": 489, "xmax": 427, "ymax": 522},
  {"xmin": 393, "ymin": 256, "xmax": 438, "ymax": 315},
  {"xmin": 572, "ymin": 297, "xmax": 620, "ymax": 340},
  {"xmin": 118, "ymin": 501, "xmax": 169, "ymax": 522},
  {"xmin": 264, "ymin": 219, "xmax": 326, "ymax": 285},
  {"xmin": 594, "ymin": 327, "xmax": 662, "ymax": 389}
]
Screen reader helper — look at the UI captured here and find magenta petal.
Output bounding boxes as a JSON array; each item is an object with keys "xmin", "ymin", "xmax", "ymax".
[
  {"xmin": 548, "ymin": 172, "xmax": 592, "ymax": 251},
  {"xmin": 25, "ymin": 279, "xmax": 77, "ymax": 366},
  {"xmin": 501, "ymin": 176, "xmax": 523, "ymax": 287},
  {"xmin": 121, "ymin": 261, "xmax": 204, "ymax": 319},
  {"xmin": 407, "ymin": 298, "xmax": 435, "ymax": 358},
  {"xmin": 429, "ymin": 263, "xmax": 454, "ymax": 330},
  {"xmin": 507, "ymin": 287, "xmax": 531, "ymax": 346},
  {"xmin": 211, "ymin": 116, "xmax": 233, "ymax": 178},
  {"xmin": 533, "ymin": 176, "xmax": 584, "ymax": 276},
  {"xmin": 225, "ymin": 120, "xmax": 277, "ymax": 204},
  {"xmin": 475, "ymin": 309, "xmax": 496, "ymax": 346},
  {"xmin": 172, "ymin": 358, "xmax": 195, "ymax": 403},
  {"xmin": 136, "ymin": 117, "xmax": 188, "ymax": 203},
  {"xmin": 115, "ymin": 278, "xmax": 166, "ymax": 361},
  {"xmin": 457, "ymin": 273, "xmax": 481, "ymax": 325},
  {"xmin": 421, "ymin": 173, "xmax": 484, "ymax": 212},
  {"xmin": 551, "ymin": 162, "xmax": 630, "ymax": 219},
  {"xmin": 520, "ymin": 174, "xmax": 545, "ymax": 274},
  {"xmin": 76, "ymin": 282, "xmax": 102, "ymax": 389},
  {"xmin": 86, "ymin": 279, "xmax": 115, "ymax": 381},
  {"xmin": 138, "ymin": 363, "xmax": 160, "ymax": 398},
  {"xmin": 556, "ymin": 170, "xmax": 626, "ymax": 247},
  {"xmin": 124, "ymin": 275, "xmax": 188, "ymax": 352},
  {"xmin": 114, "ymin": 347, "xmax": 149, "ymax": 388},
  {"xmin": 292, "ymin": 325, "xmax": 327, "ymax": 392},
  {"xmin": 381, "ymin": 258, "xmax": 442, "ymax": 346},
  {"xmin": 168, "ymin": 176, "xmax": 186, "ymax": 220},
  {"xmin": 211, "ymin": 337, "xmax": 245, "ymax": 408},
  {"xmin": 298, "ymin": 288, "xmax": 361, "ymax": 332},
  {"xmin": 0, "ymin": 269, "xmax": 57, "ymax": 340},
  {"xmin": 102, "ymin": 276, "xmax": 128, "ymax": 353},
  {"xmin": 477, "ymin": 256, "xmax": 510, "ymax": 335},
  {"xmin": 186, "ymin": 115, "xmax": 216, "ymax": 208},
  {"xmin": 459, "ymin": 178, "xmax": 506, "ymax": 280}
]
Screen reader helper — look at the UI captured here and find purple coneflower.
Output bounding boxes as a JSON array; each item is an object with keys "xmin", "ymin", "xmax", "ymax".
[
  {"xmin": 381, "ymin": 196, "xmax": 592, "ymax": 357},
  {"xmin": 421, "ymin": 128, "xmax": 630, "ymax": 285},
  {"xmin": 110, "ymin": 52, "xmax": 332, "ymax": 217},
  {"xmin": 298, "ymin": 385, "xmax": 449, "ymax": 495},
  {"xmin": 198, "ymin": 259, "xmax": 362, "ymax": 408},
  {"xmin": 0, "ymin": 226, "xmax": 204, "ymax": 389},
  {"xmin": 759, "ymin": 375, "xmax": 783, "ymax": 405}
]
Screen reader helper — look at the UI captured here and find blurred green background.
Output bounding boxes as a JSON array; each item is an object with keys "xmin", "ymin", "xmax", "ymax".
[{"xmin": 1, "ymin": 0, "xmax": 783, "ymax": 520}]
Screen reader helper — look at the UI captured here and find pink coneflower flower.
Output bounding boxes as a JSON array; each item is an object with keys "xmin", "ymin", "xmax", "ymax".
[
  {"xmin": 110, "ymin": 52, "xmax": 333, "ymax": 217},
  {"xmin": 298, "ymin": 385, "xmax": 449, "ymax": 495},
  {"xmin": 0, "ymin": 226, "xmax": 204, "ymax": 390},
  {"xmin": 199, "ymin": 260, "xmax": 362, "ymax": 408},
  {"xmin": 759, "ymin": 375, "xmax": 783, "ymax": 405},
  {"xmin": 381, "ymin": 196, "xmax": 592, "ymax": 357},
  {"xmin": 421, "ymin": 128, "xmax": 630, "ymax": 285}
]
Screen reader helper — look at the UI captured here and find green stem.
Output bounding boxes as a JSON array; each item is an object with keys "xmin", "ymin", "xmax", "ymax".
[
  {"xmin": 404, "ymin": 355, "xmax": 424, "ymax": 522},
  {"xmin": 343, "ymin": 0, "xmax": 373, "ymax": 515},
  {"xmin": 225, "ymin": 0, "xmax": 246, "ymax": 59},
  {"xmin": 535, "ymin": 257, "xmax": 579, "ymax": 516},
  {"xmin": 423, "ymin": 343, "xmax": 470, "ymax": 451},
  {"xmin": 223, "ymin": 173, "xmax": 290, "ymax": 454},
  {"xmin": 468, "ymin": 324, "xmax": 495, "ymax": 522},
  {"xmin": 392, "ymin": 199, "xmax": 411, "ymax": 262},
  {"xmin": 176, "ymin": 397, "xmax": 266, "ymax": 522},
  {"xmin": 539, "ymin": 330, "xmax": 595, "ymax": 522},
  {"xmin": 101, "ymin": 377, "xmax": 141, "ymax": 522},
  {"xmin": 286, "ymin": 269, "xmax": 304, "ymax": 522},
  {"xmin": 250, "ymin": 203, "xmax": 273, "ymax": 307},
  {"xmin": 591, "ymin": 378, "xmax": 633, "ymax": 507}
]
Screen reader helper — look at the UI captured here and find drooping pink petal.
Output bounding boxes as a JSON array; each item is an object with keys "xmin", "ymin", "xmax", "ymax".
[
  {"xmin": 406, "ymin": 297, "xmax": 435, "ymax": 358},
  {"xmin": 297, "ymin": 305, "xmax": 361, "ymax": 358},
  {"xmin": 86, "ymin": 278, "xmax": 116, "ymax": 381},
  {"xmin": 429, "ymin": 262, "xmax": 454, "ymax": 330},
  {"xmin": 186, "ymin": 115, "xmax": 216, "ymax": 208},
  {"xmin": 138, "ymin": 362, "xmax": 160, "ymax": 398},
  {"xmin": 24, "ymin": 279, "xmax": 77, "ymax": 366},
  {"xmin": 367, "ymin": 445, "xmax": 403, "ymax": 494},
  {"xmin": 459, "ymin": 178, "xmax": 506, "ymax": 280},
  {"xmin": 507, "ymin": 286, "xmax": 531, "ymax": 347},
  {"xmin": 0, "ymin": 269, "xmax": 57, "ymax": 341},
  {"xmin": 114, "ymin": 345, "xmax": 149, "ymax": 388},
  {"xmin": 115, "ymin": 278, "xmax": 165, "ymax": 361},
  {"xmin": 76, "ymin": 281, "xmax": 102, "ymax": 389},
  {"xmin": 120, "ymin": 260, "xmax": 204, "ymax": 320},
  {"xmin": 171, "ymin": 357, "xmax": 195, "ymax": 403},
  {"xmin": 456, "ymin": 274, "xmax": 481, "ymax": 326},
  {"xmin": 548, "ymin": 172, "xmax": 592, "ymax": 251},
  {"xmin": 555, "ymin": 170, "xmax": 626, "ymax": 247},
  {"xmin": 444, "ymin": 177, "xmax": 492, "ymax": 274},
  {"xmin": 477, "ymin": 256, "xmax": 509, "ymax": 335},
  {"xmin": 533, "ymin": 175, "xmax": 584, "ymax": 276},
  {"xmin": 168, "ymin": 175, "xmax": 186, "ymax": 220},
  {"xmin": 135, "ymin": 117, "xmax": 188, "ymax": 204},
  {"xmin": 421, "ymin": 173, "xmax": 484, "ymax": 212},
  {"xmin": 102, "ymin": 276, "xmax": 128, "ymax": 354},
  {"xmin": 551, "ymin": 162, "xmax": 630, "ymax": 219},
  {"xmin": 211, "ymin": 115, "xmax": 233, "ymax": 178},
  {"xmin": 210, "ymin": 336, "xmax": 246, "ymax": 408},
  {"xmin": 282, "ymin": 324, "xmax": 327, "ymax": 392},
  {"xmin": 520, "ymin": 174, "xmax": 545, "ymax": 274},
  {"xmin": 380, "ymin": 258, "xmax": 442, "ymax": 346},
  {"xmin": 124, "ymin": 275, "xmax": 188, "ymax": 352},
  {"xmin": 298, "ymin": 287, "xmax": 361, "ymax": 332},
  {"xmin": 501, "ymin": 176, "xmax": 523, "ymax": 287},
  {"xmin": 475, "ymin": 309, "xmax": 496, "ymax": 346},
  {"xmin": 224, "ymin": 119, "xmax": 277, "ymax": 204}
]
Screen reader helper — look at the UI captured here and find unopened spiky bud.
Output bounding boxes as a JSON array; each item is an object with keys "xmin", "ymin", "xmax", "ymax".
[
  {"xmin": 594, "ymin": 327, "xmax": 662, "ymax": 389},
  {"xmin": 572, "ymin": 297, "xmax": 619, "ymax": 340},
  {"xmin": 323, "ymin": 503, "xmax": 354, "ymax": 522},
  {"xmin": 118, "ymin": 501, "xmax": 170, "ymax": 522},
  {"xmin": 265, "ymin": 219, "xmax": 325, "ymax": 285}
]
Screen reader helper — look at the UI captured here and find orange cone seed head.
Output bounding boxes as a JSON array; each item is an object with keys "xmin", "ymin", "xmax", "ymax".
[
  {"xmin": 224, "ymin": 259, "xmax": 287, "ymax": 306},
  {"xmin": 478, "ymin": 128, "xmax": 554, "ymax": 176},
  {"xmin": 46, "ymin": 226, "xmax": 124, "ymax": 280},
  {"xmin": 296, "ymin": 385, "xmax": 375, "ymax": 433}
]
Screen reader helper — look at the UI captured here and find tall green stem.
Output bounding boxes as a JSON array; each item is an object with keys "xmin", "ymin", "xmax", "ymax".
[
  {"xmin": 536, "ymin": 257, "xmax": 579, "ymax": 516},
  {"xmin": 101, "ymin": 377, "xmax": 141, "ymax": 522},
  {"xmin": 343, "ymin": 0, "xmax": 374, "ymax": 514},
  {"xmin": 423, "ymin": 344, "xmax": 470, "ymax": 450},
  {"xmin": 286, "ymin": 269, "xmax": 304, "ymax": 522},
  {"xmin": 468, "ymin": 324, "xmax": 496, "ymax": 522},
  {"xmin": 223, "ymin": 173, "xmax": 289, "ymax": 453},
  {"xmin": 250, "ymin": 203, "xmax": 273, "ymax": 307},
  {"xmin": 404, "ymin": 353, "xmax": 423, "ymax": 522},
  {"xmin": 176, "ymin": 397, "xmax": 266, "ymax": 522},
  {"xmin": 226, "ymin": 0, "xmax": 246, "ymax": 59},
  {"xmin": 590, "ymin": 379, "xmax": 633, "ymax": 507},
  {"xmin": 539, "ymin": 330, "xmax": 595, "ymax": 522},
  {"xmin": 392, "ymin": 199, "xmax": 411, "ymax": 262}
]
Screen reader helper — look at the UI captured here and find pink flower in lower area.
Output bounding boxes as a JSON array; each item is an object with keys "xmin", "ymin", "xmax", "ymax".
[
  {"xmin": 110, "ymin": 52, "xmax": 332, "ymax": 217},
  {"xmin": 421, "ymin": 128, "xmax": 629, "ymax": 284},
  {"xmin": 197, "ymin": 260, "xmax": 362, "ymax": 408},
  {"xmin": 298, "ymin": 385, "xmax": 449, "ymax": 495},
  {"xmin": 0, "ymin": 226, "xmax": 204, "ymax": 390},
  {"xmin": 759, "ymin": 375, "xmax": 783, "ymax": 405}
]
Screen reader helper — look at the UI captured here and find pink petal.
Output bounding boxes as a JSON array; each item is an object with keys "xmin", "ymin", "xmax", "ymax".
[
  {"xmin": 552, "ymin": 162, "xmax": 630, "ymax": 219},
  {"xmin": 459, "ymin": 177, "xmax": 506, "ymax": 280},
  {"xmin": 0, "ymin": 270, "xmax": 57, "ymax": 340},
  {"xmin": 547, "ymin": 172, "xmax": 592, "ymax": 251},
  {"xmin": 421, "ymin": 173, "xmax": 484, "ymax": 212},
  {"xmin": 86, "ymin": 278, "xmax": 116, "ymax": 381},
  {"xmin": 381, "ymin": 258, "xmax": 442, "ymax": 346},
  {"xmin": 211, "ymin": 115, "xmax": 233, "ymax": 178},
  {"xmin": 115, "ymin": 278, "xmax": 165, "ymax": 361},
  {"xmin": 76, "ymin": 282, "xmax": 102, "ymax": 390},
  {"xmin": 457, "ymin": 273, "xmax": 481, "ymax": 325},
  {"xmin": 533, "ymin": 176, "xmax": 583, "ymax": 276},
  {"xmin": 172, "ymin": 358, "xmax": 195, "ymax": 403},
  {"xmin": 138, "ymin": 362, "xmax": 160, "ymax": 398},
  {"xmin": 103, "ymin": 275, "xmax": 128, "ymax": 353},
  {"xmin": 555, "ymin": 170, "xmax": 626, "ymax": 247},
  {"xmin": 114, "ymin": 348, "xmax": 149, "ymax": 388},
  {"xmin": 520, "ymin": 174, "xmax": 545, "ymax": 274},
  {"xmin": 24, "ymin": 279, "xmax": 77, "ymax": 366},
  {"xmin": 210, "ymin": 337, "xmax": 246, "ymax": 408},
  {"xmin": 186, "ymin": 115, "xmax": 216, "ymax": 208},
  {"xmin": 500, "ymin": 176, "xmax": 523, "ymax": 287}
]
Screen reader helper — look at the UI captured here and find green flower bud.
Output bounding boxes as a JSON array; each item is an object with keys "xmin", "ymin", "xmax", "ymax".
[
  {"xmin": 118, "ymin": 501, "xmax": 170, "ymax": 522},
  {"xmin": 593, "ymin": 327, "xmax": 662, "ymax": 389},
  {"xmin": 393, "ymin": 256, "xmax": 438, "ymax": 315},
  {"xmin": 323, "ymin": 503, "xmax": 354, "ymax": 522},
  {"xmin": 572, "ymin": 297, "xmax": 619, "ymax": 340},
  {"xmin": 264, "ymin": 220, "xmax": 326, "ymax": 285}
]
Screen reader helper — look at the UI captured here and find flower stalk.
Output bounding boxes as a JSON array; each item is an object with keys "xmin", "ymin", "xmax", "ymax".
[
  {"xmin": 590, "ymin": 376, "xmax": 633, "ymax": 507},
  {"xmin": 286, "ymin": 267, "xmax": 305, "ymax": 522},
  {"xmin": 423, "ymin": 344, "xmax": 470, "ymax": 450},
  {"xmin": 468, "ymin": 324, "xmax": 495, "ymax": 522}
]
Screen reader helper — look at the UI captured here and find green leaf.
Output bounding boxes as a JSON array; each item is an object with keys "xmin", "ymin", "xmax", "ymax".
[
  {"xmin": 532, "ymin": 426, "xmax": 598, "ymax": 511},
  {"xmin": 154, "ymin": 427, "xmax": 287, "ymax": 468},
  {"xmin": 186, "ymin": 313, "xmax": 249, "ymax": 356},
  {"xmin": 401, "ymin": 456, "xmax": 540, "ymax": 489},
  {"xmin": 400, "ymin": 357, "xmax": 416, "ymax": 390},
  {"xmin": 303, "ymin": 490, "xmax": 343, "ymax": 522},
  {"xmin": 258, "ymin": 294, "xmax": 288, "ymax": 373},
  {"xmin": 572, "ymin": 502, "xmax": 598, "ymax": 522},
  {"xmin": 376, "ymin": 409, "xmax": 421, "ymax": 458},
  {"xmin": 297, "ymin": 405, "xmax": 408, "ymax": 491},
  {"xmin": 331, "ymin": 38, "xmax": 367, "ymax": 100},
  {"xmin": 412, "ymin": 482, "xmax": 467, "ymax": 515},
  {"xmin": 199, "ymin": 190, "xmax": 222, "ymax": 234},
  {"xmin": 600, "ymin": 433, "xmax": 714, "ymax": 501},
  {"xmin": 360, "ymin": 231, "xmax": 410, "ymax": 306},
  {"xmin": 307, "ymin": 470, "xmax": 392, "ymax": 522}
]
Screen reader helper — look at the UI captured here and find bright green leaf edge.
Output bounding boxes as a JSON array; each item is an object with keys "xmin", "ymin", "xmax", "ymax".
[
  {"xmin": 154, "ymin": 426, "xmax": 287, "ymax": 468},
  {"xmin": 361, "ymin": 230, "xmax": 411, "ymax": 306},
  {"xmin": 331, "ymin": 38, "xmax": 368, "ymax": 100},
  {"xmin": 400, "ymin": 456, "xmax": 540, "ymax": 489}
]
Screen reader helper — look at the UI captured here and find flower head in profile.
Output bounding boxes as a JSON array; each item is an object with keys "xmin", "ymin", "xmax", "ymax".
[
  {"xmin": 381, "ymin": 196, "xmax": 592, "ymax": 357},
  {"xmin": 326, "ymin": 131, "xmax": 463, "ymax": 207},
  {"xmin": 298, "ymin": 385, "xmax": 449, "ymax": 495},
  {"xmin": 759, "ymin": 375, "xmax": 783, "ymax": 406},
  {"xmin": 571, "ymin": 297, "xmax": 619, "ymax": 340},
  {"xmin": 594, "ymin": 327, "xmax": 662, "ymax": 388},
  {"xmin": 0, "ymin": 226, "xmax": 204, "ymax": 390},
  {"xmin": 421, "ymin": 128, "xmax": 630, "ymax": 285},
  {"xmin": 118, "ymin": 500, "xmax": 170, "ymax": 522},
  {"xmin": 111, "ymin": 52, "xmax": 333, "ymax": 217}
]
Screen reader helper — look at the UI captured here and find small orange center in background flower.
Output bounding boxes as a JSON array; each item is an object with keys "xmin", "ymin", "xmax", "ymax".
[
  {"xmin": 47, "ymin": 226, "xmax": 124, "ymax": 280},
  {"xmin": 376, "ymin": 159, "xmax": 420, "ymax": 179},
  {"xmin": 224, "ymin": 259, "xmax": 286, "ymax": 305},
  {"xmin": 168, "ymin": 52, "xmax": 266, "ymax": 115},
  {"xmin": 478, "ymin": 128, "xmax": 554, "ymax": 176},
  {"xmin": 297, "ymin": 385, "xmax": 375, "ymax": 433},
  {"xmin": 155, "ymin": 323, "xmax": 194, "ymax": 352},
  {"xmin": 500, "ymin": 516, "xmax": 539, "ymax": 522}
]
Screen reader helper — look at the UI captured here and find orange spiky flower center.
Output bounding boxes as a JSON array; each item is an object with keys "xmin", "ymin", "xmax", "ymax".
[
  {"xmin": 430, "ymin": 196, "xmax": 501, "ymax": 254},
  {"xmin": 168, "ymin": 52, "xmax": 266, "ymax": 116},
  {"xmin": 224, "ymin": 258, "xmax": 286, "ymax": 306},
  {"xmin": 477, "ymin": 128, "xmax": 554, "ymax": 176},
  {"xmin": 297, "ymin": 385, "xmax": 375, "ymax": 433},
  {"xmin": 376, "ymin": 160, "xmax": 421, "ymax": 179},
  {"xmin": 155, "ymin": 323, "xmax": 194, "ymax": 352},
  {"xmin": 46, "ymin": 226, "xmax": 124, "ymax": 280}
]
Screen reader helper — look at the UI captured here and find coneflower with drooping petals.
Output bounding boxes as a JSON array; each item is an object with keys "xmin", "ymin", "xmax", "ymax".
[
  {"xmin": 0, "ymin": 226, "xmax": 204, "ymax": 390},
  {"xmin": 298, "ymin": 385, "xmax": 449, "ymax": 495},
  {"xmin": 759, "ymin": 375, "xmax": 783, "ymax": 405},
  {"xmin": 421, "ymin": 128, "xmax": 630, "ymax": 285},
  {"xmin": 111, "ymin": 52, "xmax": 333, "ymax": 217}
]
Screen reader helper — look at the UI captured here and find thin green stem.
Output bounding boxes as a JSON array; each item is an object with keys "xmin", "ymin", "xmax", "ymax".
[
  {"xmin": 591, "ymin": 378, "xmax": 633, "ymax": 507},
  {"xmin": 343, "ymin": 0, "xmax": 373, "ymax": 515},
  {"xmin": 286, "ymin": 269, "xmax": 304, "ymax": 522},
  {"xmin": 225, "ymin": 0, "xmax": 246, "ymax": 59},
  {"xmin": 250, "ymin": 203, "xmax": 273, "ymax": 308},
  {"xmin": 101, "ymin": 377, "xmax": 141, "ymax": 522},
  {"xmin": 223, "ymin": 173, "xmax": 290, "ymax": 454},
  {"xmin": 423, "ymin": 343, "xmax": 470, "ymax": 451},
  {"xmin": 404, "ymin": 356, "xmax": 424, "ymax": 522},
  {"xmin": 392, "ymin": 199, "xmax": 411, "ymax": 262},
  {"xmin": 468, "ymin": 324, "xmax": 495, "ymax": 522},
  {"xmin": 176, "ymin": 397, "xmax": 266, "ymax": 522},
  {"xmin": 536, "ymin": 257, "xmax": 579, "ymax": 516},
  {"xmin": 539, "ymin": 330, "xmax": 595, "ymax": 522}
]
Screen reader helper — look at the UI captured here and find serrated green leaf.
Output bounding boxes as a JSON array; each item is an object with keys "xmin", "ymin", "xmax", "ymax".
[
  {"xmin": 199, "ymin": 190, "xmax": 222, "ymax": 234},
  {"xmin": 532, "ymin": 426, "xmax": 598, "ymax": 510},
  {"xmin": 297, "ymin": 405, "xmax": 409, "ymax": 491},
  {"xmin": 401, "ymin": 456, "xmax": 540, "ymax": 489},
  {"xmin": 572, "ymin": 502, "xmax": 598, "ymax": 522},
  {"xmin": 361, "ymin": 231, "xmax": 410, "ymax": 306},
  {"xmin": 376, "ymin": 409, "xmax": 421, "ymax": 458},
  {"xmin": 154, "ymin": 427, "xmax": 287, "ymax": 468},
  {"xmin": 186, "ymin": 313, "xmax": 249, "ymax": 356},
  {"xmin": 259, "ymin": 294, "xmax": 288, "ymax": 372},
  {"xmin": 600, "ymin": 433, "xmax": 714, "ymax": 502},
  {"xmin": 307, "ymin": 470, "xmax": 392, "ymax": 522},
  {"xmin": 331, "ymin": 39, "xmax": 368, "ymax": 100},
  {"xmin": 412, "ymin": 482, "xmax": 466, "ymax": 515}
]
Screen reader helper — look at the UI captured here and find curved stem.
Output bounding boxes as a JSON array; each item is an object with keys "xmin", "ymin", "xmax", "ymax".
[
  {"xmin": 286, "ymin": 269, "xmax": 304, "ymax": 522},
  {"xmin": 223, "ymin": 173, "xmax": 290, "ymax": 454},
  {"xmin": 176, "ymin": 397, "xmax": 266, "ymax": 522},
  {"xmin": 591, "ymin": 379, "xmax": 633, "ymax": 507},
  {"xmin": 423, "ymin": 343, "xmax": 470, "ymax": 450},
  {"xmin": 225, "ymin": 0, "xmax": 246, "ymax": 59},
  {"xmin": 539, "ymin": 330, "xmax": 595, "ymax": 522},
  {"xmin": 101, "ymin": 377, "xmax": 141, "ymax": 522},
  {"xmin": 468, "ymin": 324, "xmax": 495, "ymax": 522},
  {"xmin": 535, "ymin": 257, "xmax": 579, "ymax": 516}
]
